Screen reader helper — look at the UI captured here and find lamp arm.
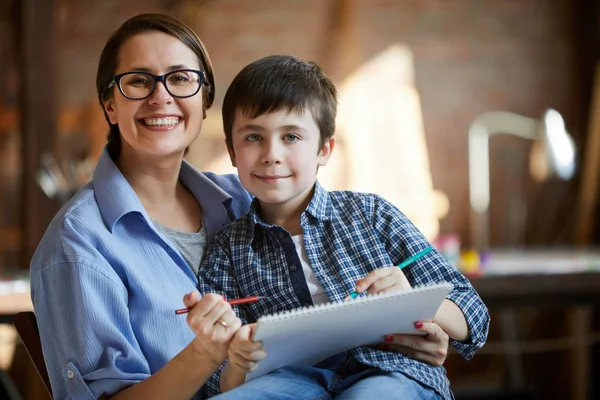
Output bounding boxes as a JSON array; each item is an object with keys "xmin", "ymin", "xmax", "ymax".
[
  {"xmin": 470, "ymin": 112, "xmax": 539, "ymax": 141},
  {"xmin": 468, "ymin": 112, "xmax": 537, "ymax": 249}
]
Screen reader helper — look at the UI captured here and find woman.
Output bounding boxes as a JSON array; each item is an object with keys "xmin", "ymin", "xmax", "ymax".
[
  {"xmin": 31, "ymin": 13, "xmax": 248, "ymax": 399},
  {"xmin": 30, "ymin": 13, "xmax": 451, "ymax": 400}
]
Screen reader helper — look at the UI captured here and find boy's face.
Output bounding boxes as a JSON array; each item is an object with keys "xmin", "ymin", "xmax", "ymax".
[{"xmin": 228, "ymin": 109, "xmax": 334, "ymax": 210}]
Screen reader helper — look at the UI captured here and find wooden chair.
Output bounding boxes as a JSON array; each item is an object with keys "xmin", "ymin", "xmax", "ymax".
[
  {"xmin": 11, "ymin": 311, "xmax": 112, "ymax": 400},
  {"xmin": 12, "ymin": 311, "xmax": 53, "ymax": 399}
]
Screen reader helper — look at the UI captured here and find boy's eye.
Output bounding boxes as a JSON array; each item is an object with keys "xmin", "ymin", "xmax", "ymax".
[
  {"xmin": 245, "ymin": 134, "xmax": 261, "ymax": 142},
  {"xmin": 283, "ymin": 134, "xmax": 300, "ymax": 142}
]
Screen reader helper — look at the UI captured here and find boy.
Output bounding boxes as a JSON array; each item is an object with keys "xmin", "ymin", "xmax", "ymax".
[{"xmin": 199, "ymin": 55, "xmax": 489, "ymax": 399}]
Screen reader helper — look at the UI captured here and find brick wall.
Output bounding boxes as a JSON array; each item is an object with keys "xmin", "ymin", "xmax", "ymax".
[{"xmin": 18, "ymin": 0, "xmax": 597, "ymax": 247}]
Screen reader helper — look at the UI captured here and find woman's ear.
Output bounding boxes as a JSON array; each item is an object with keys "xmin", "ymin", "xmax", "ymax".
[{"xmin": 103, "ymin": 98, "xmax": 118, "ymax": 125}]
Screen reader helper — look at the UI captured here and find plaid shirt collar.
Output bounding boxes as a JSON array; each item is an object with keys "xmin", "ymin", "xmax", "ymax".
[{"xmin": 246, "ymin": 181, "xmax": 331, "ymax": 239}]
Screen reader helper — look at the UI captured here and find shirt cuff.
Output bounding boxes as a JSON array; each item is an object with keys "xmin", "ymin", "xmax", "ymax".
[
  {"xmin": 63, "ymin": 362, "xmax": 98, "ymax": 400},
  {"xmin": 446, "ymin": 290, "xmax": 490, "ymax": 360}
]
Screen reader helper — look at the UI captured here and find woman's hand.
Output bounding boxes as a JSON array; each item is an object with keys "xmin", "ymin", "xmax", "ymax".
[
  {"xmin": 350, "ymin": 266, "xmax": 412, "ymax": 297},
  {"xmin": 183, "ymin": 291, "xmax": 242, "ymax": 366},
  {"xmin": 228, "ymin": 323, "xmax": 267, "ymax": 372},
  {"xmin": 380, "ymin": 321, "xmax": 450, "ymax": 366}
]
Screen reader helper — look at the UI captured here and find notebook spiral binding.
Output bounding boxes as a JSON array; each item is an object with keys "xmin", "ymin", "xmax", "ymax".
[{"xmin": 257, "ymin": 282, "xmax": 452, "ymax": 324}]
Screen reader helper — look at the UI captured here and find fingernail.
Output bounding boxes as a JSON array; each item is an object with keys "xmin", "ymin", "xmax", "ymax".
[
  {"xmin": 222, "ymin": 295, "xmax": 227, "ymax": 301},
  {"xmin": 414, "ymin": 322, "xmax": 423, "ymax": 329},
  {"xmin": 384, "ymin": 335, "xmax": 394, "ymax": 343}
]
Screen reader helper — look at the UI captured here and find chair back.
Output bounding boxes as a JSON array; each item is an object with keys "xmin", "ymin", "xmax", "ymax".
[{"xmin": 12, "ymin": 311, "xmax": 53, "ymax": 398}]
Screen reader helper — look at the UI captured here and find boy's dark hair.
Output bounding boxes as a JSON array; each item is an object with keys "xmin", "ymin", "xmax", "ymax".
[{"xmin": 222, "ymin": 55, "xmax": 337, "ymax": 151}]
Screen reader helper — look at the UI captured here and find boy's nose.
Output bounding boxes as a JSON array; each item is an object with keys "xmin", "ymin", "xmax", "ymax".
[{"xmin": 261, "ymin": 142, "xmax": 283, "ymax": 165}]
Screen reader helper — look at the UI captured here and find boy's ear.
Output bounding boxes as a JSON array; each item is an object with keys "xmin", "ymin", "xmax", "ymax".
[
  {"xmin": 226, "ymin": 140, "xmax": 237, "ymax": 167},
  {"xmin": 317, "ymin": 137, "xmax": 335, "ymax": 167},
  {"xmin": 103, "ymin": 99, "xmax": 118, "ymax": 125}
]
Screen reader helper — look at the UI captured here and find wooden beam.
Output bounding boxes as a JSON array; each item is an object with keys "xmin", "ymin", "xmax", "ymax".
[
  {"xmin": 19, "ymin": 0, "xmax": 59, "ymax": 267},
  {"xmin": 575, "ymin": 62, "xmax": 600, "ymax": 245},
  {"xmin": 573, "ymin": 0, "xmax": 600, "ymax": 246},
  {"xmin": 323, "ymin": 0, "xmax": 360, "ymax": 83}
]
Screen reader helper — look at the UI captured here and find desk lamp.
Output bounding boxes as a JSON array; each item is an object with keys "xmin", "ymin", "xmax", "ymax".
[{"xmin": 468, "ymin": 108, "xmax": 576, "ymax": 249}]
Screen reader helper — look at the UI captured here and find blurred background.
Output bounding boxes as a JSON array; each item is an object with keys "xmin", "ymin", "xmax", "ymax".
[{"xmin": 1, "ymin": 0, "xmax": 599, "ymax": 399}]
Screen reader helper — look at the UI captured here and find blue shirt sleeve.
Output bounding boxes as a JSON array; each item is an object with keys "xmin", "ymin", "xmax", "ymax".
[
  {"xmin": 370, "ymin": 194, "xmax": 490, "ymax": 359},
  {"xmin": 32, "ymin": 257, "xmax": 151, "ymax": 399}
]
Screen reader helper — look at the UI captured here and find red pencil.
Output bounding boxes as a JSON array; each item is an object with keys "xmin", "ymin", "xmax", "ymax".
[{"xmin": 175, "ymin": 295, "xmax": 265, "ymax": 315}]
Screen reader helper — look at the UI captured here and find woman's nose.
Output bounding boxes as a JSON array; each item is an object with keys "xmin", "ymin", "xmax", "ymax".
[{"xmin": 148, "ymin": 82, "xmax": 173, "ymax": 105}]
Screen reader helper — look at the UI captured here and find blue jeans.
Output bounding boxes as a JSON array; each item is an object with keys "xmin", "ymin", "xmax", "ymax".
[{"xmin": 213, "ymin": 354, "xmax": 441, "ymax": 399}]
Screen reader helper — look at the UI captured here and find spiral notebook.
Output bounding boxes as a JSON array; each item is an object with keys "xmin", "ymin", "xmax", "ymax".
[{"xmin": 246, "ymin": 282, "xmax": 452, "ymax": 382}]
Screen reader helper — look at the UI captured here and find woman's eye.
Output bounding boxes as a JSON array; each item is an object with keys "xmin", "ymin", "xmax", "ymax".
[
  {"xmin": 283, "ymin": 134, "xmax": 299, "ymax": 142},
  {"xmin": 168, "ymin": 72, "xmax": 191, "ymax": 84},
  {"xmin": 125, "ymin": 75, "xmax": 152, "ymax": 86}
]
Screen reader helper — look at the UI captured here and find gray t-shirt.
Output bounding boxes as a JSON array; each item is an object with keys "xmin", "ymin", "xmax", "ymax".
[{"xmin": 152, "ymin": 221, "xmax": 207, "ymax": 276}]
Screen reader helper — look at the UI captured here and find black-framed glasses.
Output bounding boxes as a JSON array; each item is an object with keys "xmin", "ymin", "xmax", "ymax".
[{"xmin": 108, "ymin": 69, "xmax": 206, "ymax": 100}]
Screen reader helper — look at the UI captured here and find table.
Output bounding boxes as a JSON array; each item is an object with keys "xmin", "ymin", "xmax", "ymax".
[
  {"xmin": 0, "ymin": 282, "xmax": 35, "ymax": 399},
  {"xmin": 0, "ymin": 293, "xmax": 33, "ymax": 324},
  {"xmin": 468, "ymin": 271, "xmax": 600, "ymax": 308},
  {"xmin": 467, "ymin": 271, "xmax": 600, "ymax": 400},
  {"xmin": 0, "ymin": 271, "xmax": 32, "ymax": 324}
]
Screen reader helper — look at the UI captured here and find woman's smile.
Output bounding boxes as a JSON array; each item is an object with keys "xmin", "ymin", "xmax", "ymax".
[{"xmin": 138, "ymin": 113, "xmax": 183, "ymax": 131}]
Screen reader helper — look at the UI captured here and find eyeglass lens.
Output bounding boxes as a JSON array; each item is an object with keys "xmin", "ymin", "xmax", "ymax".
[{"xmin": 118, "ymin": 71, "xmax": 202, "ymax": 99}]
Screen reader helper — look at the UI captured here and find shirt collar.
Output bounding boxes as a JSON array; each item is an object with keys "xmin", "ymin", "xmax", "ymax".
[
  {"xmin": 247, "ymin": 180, "xmax": 332, "ymax": 231},
  {"xmin": 304, "ymin": 181, "xmax": 330, "ymax": 221},
  {"xmin": 93, "ymin": 147, "xmax": 233, "ymax": 233},
  {"xmin": 93, "ymin": 148, "xmax": 145, "ymax": 232}
]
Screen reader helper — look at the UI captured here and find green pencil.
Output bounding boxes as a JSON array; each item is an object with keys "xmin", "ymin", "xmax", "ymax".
[{"xmin": 349, "ymin": 247, "xmax": 434, "ymax": 299}]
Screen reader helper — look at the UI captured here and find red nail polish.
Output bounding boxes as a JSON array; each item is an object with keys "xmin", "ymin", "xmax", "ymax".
[
  {"xmin": 414, "ymin": 322, "xmax": 423, "ymax": 329},
  {"xmin": 384, "ymin": 335, "xmax": 393, "ymax": 343},
  {"xmin": 222, "ymin": 295, "xmax": 227, "ymax": 301}
]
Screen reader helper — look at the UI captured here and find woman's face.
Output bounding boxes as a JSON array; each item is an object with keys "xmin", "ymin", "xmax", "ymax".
[{"xmin": 103, "ymin": 31, "xmax": 204, "ymax": 160}]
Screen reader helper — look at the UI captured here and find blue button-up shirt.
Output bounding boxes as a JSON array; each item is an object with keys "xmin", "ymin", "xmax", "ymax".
[
  {"xmin": 199, "ymin": 182, "xmax": 490, "ymax": 399},
  {"xmin": 30, "ymin": 149, "xmax": 252, "ymax": 400}
]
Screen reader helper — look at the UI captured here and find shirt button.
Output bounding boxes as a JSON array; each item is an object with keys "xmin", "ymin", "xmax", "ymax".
[
  {"xmin": 289, "ymin": 264, "xmax": 298, "ymax": 271},
  {"xmin": 67, "ymin": 370, "xmax": 74, "ymax": 379}
]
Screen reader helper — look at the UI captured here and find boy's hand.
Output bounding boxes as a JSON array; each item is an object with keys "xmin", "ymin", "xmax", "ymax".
[
  {"xmin": 228, "ymin": 323, "xmax": 267, "ymax": 373},
  {"xmin": 353, "ymin": 266, "xmax": 412, "ymax": 296}
]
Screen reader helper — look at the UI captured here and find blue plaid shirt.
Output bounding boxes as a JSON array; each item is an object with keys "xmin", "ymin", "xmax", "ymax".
[{"xmin": 198, "ymin": 182, "xmax": 489, "ymax": 399}]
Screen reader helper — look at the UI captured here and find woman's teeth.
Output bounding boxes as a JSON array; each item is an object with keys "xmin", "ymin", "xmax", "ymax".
[{"xmin": 143, "ymin": 117, "xmax": 180, "ymax": 126}]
